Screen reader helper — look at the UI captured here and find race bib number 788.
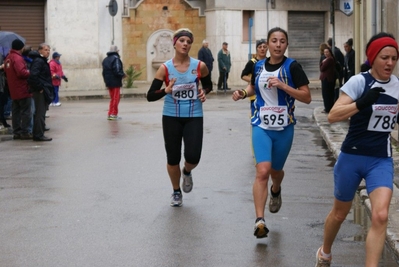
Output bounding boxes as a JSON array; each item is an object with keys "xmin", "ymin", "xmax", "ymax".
[{"xmin": 367, "ymin": 104, "xmax": 398, "ymax": 132}]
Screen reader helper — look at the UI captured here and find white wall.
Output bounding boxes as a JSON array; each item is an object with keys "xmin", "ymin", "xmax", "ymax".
[{"xmin": 46, "ymin": 0, "xmax": 123, "ymax": 91}]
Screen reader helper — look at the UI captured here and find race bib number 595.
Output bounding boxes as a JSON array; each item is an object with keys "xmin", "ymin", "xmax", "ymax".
[{"xmin": 259, "ymin": 106, "xmax": 288, "ymax": 127}]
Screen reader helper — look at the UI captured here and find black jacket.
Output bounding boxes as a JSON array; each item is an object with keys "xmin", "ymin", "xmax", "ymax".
[
  {"xmin": 198, "ymin": 46, "xmax": 214, "ymax": 72},
  {"xmin": 27, "ymin": 51, "xmax": 53, "ymax": 104},
  {"xmin": 28, "ymin": 51, "xmax": 53, "ymax": 93},
  {"xmin": 102, "ymin": 52, "xmax": 125, "ymax": 88}
]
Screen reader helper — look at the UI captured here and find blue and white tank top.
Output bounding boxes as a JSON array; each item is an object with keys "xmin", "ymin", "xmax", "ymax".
[
  {"xmin": 251, "ymin": 57, "xmax": 296, "ymax": 131},
  {"xmin": 341, "ymin": 71, "xmax": 399, "ymax": 157},
  {"xmin": 162, "ymin": 58, "xmax": 202, "ymax": 117}
]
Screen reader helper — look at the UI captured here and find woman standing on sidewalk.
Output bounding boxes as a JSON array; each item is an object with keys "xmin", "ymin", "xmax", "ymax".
[
  {"xmin": 146, "ymin": 28, "xmax": 212, "ymax": 207},
  {"xmin": 232, "ymin": 27, "xmax": 311, "ymax": 238},
  {"xmin": 319, "ymin": 47, "xmax": 336, "ymax": 113},
  {"xmin": 315, "ymin": 32, "xmax": 399, "ymax": 267}
]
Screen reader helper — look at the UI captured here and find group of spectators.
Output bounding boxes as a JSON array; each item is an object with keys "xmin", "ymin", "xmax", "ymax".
[
  {"xmin": 0, "ymin": 39, "xmax": 67, "ymax": 141},
  {"xmin": 319, "ymin": 37, "xmax": 356, "ymax": 113}
]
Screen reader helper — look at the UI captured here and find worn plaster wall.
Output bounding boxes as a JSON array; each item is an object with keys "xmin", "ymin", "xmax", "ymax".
[{"xmin": 46, "ymin": 0, "xmax": 123, "ymax": 91}]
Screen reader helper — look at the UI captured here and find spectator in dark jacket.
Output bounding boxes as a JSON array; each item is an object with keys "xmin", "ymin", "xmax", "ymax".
[
  {"xmin": 102, "ymin": 45, "xmax": 126, "ymax": 120},
  {"xmin": 198, "ymin": 40, "xmax": 214, "ymax": 81},
  {"xmin": 27, "ymin": 43, "xmax": 53, "ymax": 141},
  {"xmin": 343, "ymin": 38, "xmax": 356, "ymax": 83},
  {"xmin": 4, "ymin": 39, "xmax": 32, "ymax": 139},
  {"xmin": 319, "ymin": 47, "xmax": 336, "ymax": 113}
]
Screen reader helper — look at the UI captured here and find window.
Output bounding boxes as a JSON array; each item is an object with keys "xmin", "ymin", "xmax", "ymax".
[{"xmin": 243, "ymin": 10, "xmax": 255, "ymax": 42}]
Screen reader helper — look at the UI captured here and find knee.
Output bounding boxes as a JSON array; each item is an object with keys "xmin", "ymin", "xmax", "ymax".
[
  {"xmin": 371, "ymin": 209, "xmax": 389, "ymax": 226},
  {"xmin": 331, "ymin": 209, "xmax": 348, "ymax": 223},
  {"xmin": 256, "ymin": 168, "xmax": 270, "ymax": 182}
]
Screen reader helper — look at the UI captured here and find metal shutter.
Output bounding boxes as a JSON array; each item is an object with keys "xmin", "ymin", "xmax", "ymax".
[
  {"xmin": 0, "ymin": 0, "xmax": 45, "ymax": 50},
  {"xmin": 288, "ymin": 11, "xmax": 325, "ymax": 80}
]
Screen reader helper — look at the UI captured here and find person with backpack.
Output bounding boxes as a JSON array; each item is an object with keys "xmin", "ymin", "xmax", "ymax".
[
  {"xmin": 315, "ymin": 32, "xmax": 399, "ymax": 267},
  {"xmin": 319, "ymin": 47, "xmax": 336, "ymax": 113}
]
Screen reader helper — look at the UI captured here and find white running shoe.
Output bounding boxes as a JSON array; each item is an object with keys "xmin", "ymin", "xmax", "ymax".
[
  {"xmin": 170, "ymin": 192, "xmax": 183, "ymax": 207},
  {"xmin": 315, "ymin": 247, "xmax": 331, "ymax": 267},
  {"xmin": 182, "ymin": 169, "xmax": 193, "ymax": 193}
]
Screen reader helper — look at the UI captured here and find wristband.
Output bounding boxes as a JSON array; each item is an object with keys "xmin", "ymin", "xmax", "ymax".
[{"xmin": 241, "ymin": 89, "xmax": 247, "ymax": 100}]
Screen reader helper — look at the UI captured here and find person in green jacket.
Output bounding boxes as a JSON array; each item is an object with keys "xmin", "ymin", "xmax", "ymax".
[{"xmin": 217, "ymin": 42, "xmax": 231, "ymax": 90}]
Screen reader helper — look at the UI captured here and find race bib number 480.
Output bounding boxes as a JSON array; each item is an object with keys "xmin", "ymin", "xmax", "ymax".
[
  {"xmin": 367, "ymin": 104, "xmax": 398, "ymax": 132},
  {"xmin": 172, "ymin": 83, "xmax": 197, "ymax": 100},
  {"xmin": 259, "ymin": 106, "xmax": 288, "ymax": 127}
]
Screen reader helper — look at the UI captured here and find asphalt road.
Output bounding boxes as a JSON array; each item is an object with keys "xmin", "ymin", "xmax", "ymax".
[{"xmin": 0, "ymin": 95, "xmax": 398, "ymax": 266}]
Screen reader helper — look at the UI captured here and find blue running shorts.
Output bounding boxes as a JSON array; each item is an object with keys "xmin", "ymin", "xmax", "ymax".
[
  {"xmin": 334, "ymin": 152, "xmax": 393, "ymax": 202},
  {"xmin": 252, "ymin": 124, "xmax": 294, "ymax": 170}
]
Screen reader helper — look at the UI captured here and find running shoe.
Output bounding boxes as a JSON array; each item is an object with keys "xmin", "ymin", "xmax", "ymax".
[
  {"xmin": 182, "ymin": 169, "xmax": 193, "ymax": 193},
  {"xmin": 269, "ymin": 185, "xmax": 282, "ymax": 213},
  {"xmin": 107, "ymin": 115, "xmax": 121, "ymax": 120},
  {"xmin": 315, "ymin": 247, "xmax": 331, "ymax": 267},
  {"xmin": 253, "ymin": 218, "xmax": 269, "ymax": 238},
  {"xmin": 170, "ymin": 192, "xmax": 183, "ymax": 207}
]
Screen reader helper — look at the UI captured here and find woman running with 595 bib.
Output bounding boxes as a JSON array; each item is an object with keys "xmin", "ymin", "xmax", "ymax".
[{"xmin": 232, "ymin": 27, "xmax": 311, "ymax": 239}]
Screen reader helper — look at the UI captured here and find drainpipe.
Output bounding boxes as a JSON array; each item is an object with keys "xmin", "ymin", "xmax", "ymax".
[
  {"xmin": 354, "ymin": 0, "xmax": 361, "ymax": 74},
  {"xmin": 371, "ymin": 0, "xmax": 377, "ymax": 35},
  {"xmin": 249, "ymin": 18, "xmax": 253, "ymax": 61},
  {"xmin": 330, "ymin": 0, "xmax": 336, "ymax": 55},
  {"xmin": 266, "ymin": 0, "xmax": 269, "ymax": 33}
]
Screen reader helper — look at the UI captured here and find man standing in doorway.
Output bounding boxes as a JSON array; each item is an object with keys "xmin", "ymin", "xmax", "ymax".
[
  {"xmin": 198, "ymin": 40, "xmax": 214, "ymax": 83},
  {"xmin": 217, "ymin": 42, "xmax": 231, "ymax": 90},
  {"xmin": 102, "ymin": 45, "xmax": 126, "ymax": 120}
]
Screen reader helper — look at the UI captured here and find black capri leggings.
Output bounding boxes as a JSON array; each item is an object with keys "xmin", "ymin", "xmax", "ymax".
[{"xmin": 162, "ymin": 115, "xmax": 203, "ymax": 166}]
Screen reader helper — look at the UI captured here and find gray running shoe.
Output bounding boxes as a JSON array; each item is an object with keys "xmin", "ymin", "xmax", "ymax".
[
  {"xmin": 315, "ymin": 247, "xmax": 331, "ymax": 267},
  {"xmin": 269, "ymin": 186, "xmax": 282, "ymax": 213},
  {"xmin": 182, "ymin": 169, "xmax": 193, "ymax": 193},
  {"xmin": 253, "ymin": 218, "xmax": 269, "ymax": 238},
  {"xmin": 170, "ymin": 192, "xmax": 183, "ymax": 207}
]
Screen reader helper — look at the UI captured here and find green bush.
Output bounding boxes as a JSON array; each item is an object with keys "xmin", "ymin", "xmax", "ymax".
[{"xmin": 124, "ymin": 65, "xmax": 145, "ymax": 88}]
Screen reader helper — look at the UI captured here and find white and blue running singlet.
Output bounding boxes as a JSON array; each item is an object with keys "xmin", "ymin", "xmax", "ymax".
[
  {"xmin": 341, "ymin": 71, "xmax": 399, "ymax": 157},
  {"xmin": 162, "ymin": 58, "xmax": 202, "ymax": 117},
  {"xmin": 251, "ymin": 57, "xmax": 296, "ymax": 131}
]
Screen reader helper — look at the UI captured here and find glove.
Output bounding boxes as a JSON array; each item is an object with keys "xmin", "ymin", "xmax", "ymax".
[
  {"xmin": 355, "ymin": 87, "xmax": 385, "ymax": 111},
  {"xmin": 62, "ymin": 76, "xmax": 68, "ymax": 82},
  {"xmin": 53, "ymin": 74, "xmax": 60, "ymax": 80}
]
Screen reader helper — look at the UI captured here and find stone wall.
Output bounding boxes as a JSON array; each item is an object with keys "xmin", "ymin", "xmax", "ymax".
[{"xmin": 122, "ymin": 0, "xmax": 206, "ymax": 81}]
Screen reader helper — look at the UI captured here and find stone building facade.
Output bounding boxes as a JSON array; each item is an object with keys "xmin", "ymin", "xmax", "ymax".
[{"xmin": 1, "ymin": 0, "xmax": 398, "ymax": 92}]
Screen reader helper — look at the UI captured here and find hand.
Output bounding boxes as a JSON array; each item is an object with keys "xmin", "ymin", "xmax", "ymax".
[
  {"xmin": 355, "ymin": 87, "xmax": 385, "ymax": 111},
  {"xmin": 62, "ymin": 76, "xmax": 68, "ymax": 82},
  {"xmin": 198, "ymin": 89, "xmax": 206, "ymax": 102},
  {"xmin": 53, "ymin": 74, "xmax": 60, "ymax": 80},
  {"xmin": 232, "ymin": 89, "xmax": 246, "ymax": 101},
  {"xmin": 165, "ymin": 78, "xmax": 176, "ymax": 94}
]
